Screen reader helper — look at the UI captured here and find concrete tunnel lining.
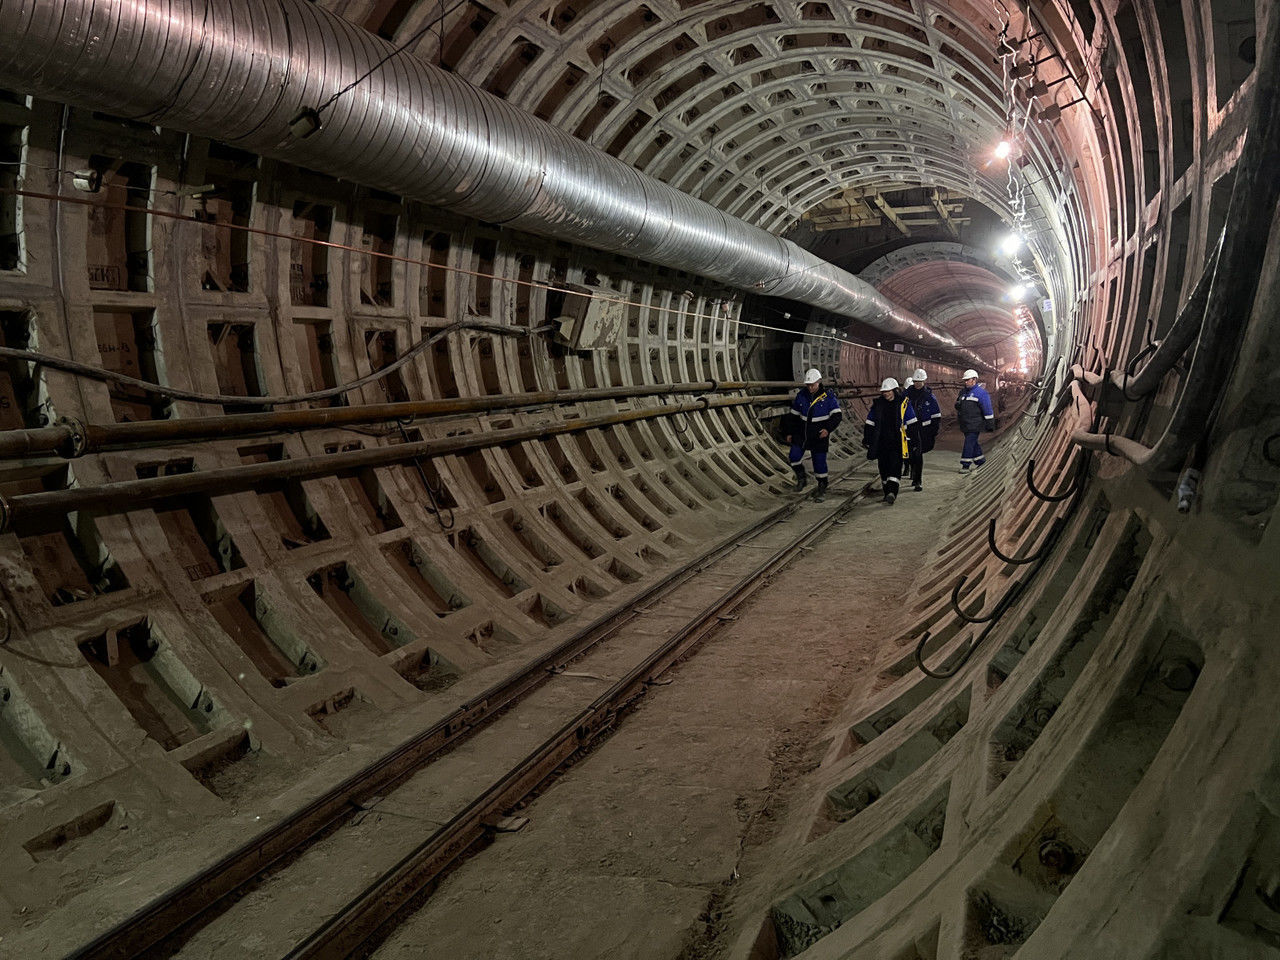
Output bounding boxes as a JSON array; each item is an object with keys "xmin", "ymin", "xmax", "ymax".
[{"xmin": 0, "ymin": 0, "xmax": 1274, "ymax": 958}]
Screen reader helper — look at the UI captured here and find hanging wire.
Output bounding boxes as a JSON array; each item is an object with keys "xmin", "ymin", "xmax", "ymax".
[
  {"xmin": 312, "ymin": 0, "xmax": 472, "ymax": 117},
  {"xmin": 0, "ymin": 184, "xmax": 988, "ymax": 362},
  {"xmin": 0, "ymin": 319, "xmax": 526, "ymax": 407},
  {"xmin": 395, "ymin": 420, "xmax": 455, "ymax": 531}
]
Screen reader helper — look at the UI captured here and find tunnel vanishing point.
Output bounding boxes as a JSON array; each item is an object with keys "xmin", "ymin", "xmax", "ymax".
[{"xmin": 0, "ymin": 0, "xmax": 1275, "ymax": 958}]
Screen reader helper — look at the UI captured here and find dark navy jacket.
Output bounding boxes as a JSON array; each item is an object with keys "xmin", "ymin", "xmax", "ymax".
[
  {"xmin": 863, "ymin": 396, "xmax": 920, "ymax": 458},
  {"xmin": 955, "ymin": 383, "xmax": 995, "ymax": 433},
  {"xmin": 904, "ymin": 385, "xmax": 941, "ymax": 452},
  {"xmin": 786, "ymin": 387, "xmax": 842, "ymax": 450}
]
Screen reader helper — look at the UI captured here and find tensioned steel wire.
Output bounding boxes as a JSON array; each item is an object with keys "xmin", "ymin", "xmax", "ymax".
[{"xmin": 0, "ymin": 184, "xmax": 988, "ymax": 362}]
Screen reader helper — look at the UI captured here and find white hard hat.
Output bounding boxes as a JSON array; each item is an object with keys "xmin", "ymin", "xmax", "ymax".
[
  {"xmin": 913, "ymin": 368, "xmax": 927, "ymax": 382},
  {"xmin": 803, "ymin": 368, "xmax": 822, "ymax": 384},
  {"xmin": 880, "ymin": 377, "xmax": 899, "ymax": 392},
  {"xmin": 963, "ymin": 369, "xmax": 979, "ymax": 380},
  {"xmin": 904, "ymin": 378, "xmax": 914, "ymax": 388}
]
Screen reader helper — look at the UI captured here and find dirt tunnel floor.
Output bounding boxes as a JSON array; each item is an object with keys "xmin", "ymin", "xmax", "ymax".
[{"xmin": 361, "ymin": 453, "xmax": 970, "ymax": 960}]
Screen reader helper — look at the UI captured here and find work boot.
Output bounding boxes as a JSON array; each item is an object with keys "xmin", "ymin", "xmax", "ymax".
[
  {"xmin": 886, "ymin": 491, "xmax": 897, "ymax": 505},
  {"xmin": 813, "ymin": 477, "xmax": 828, "ymax": 502},
  {"xmin": 792, "ymin": 465, "xmax": 808, "ymax": 490},
  {"xmin": 913, "ymin": 483, "xmax": 923, "ymax": 491}
]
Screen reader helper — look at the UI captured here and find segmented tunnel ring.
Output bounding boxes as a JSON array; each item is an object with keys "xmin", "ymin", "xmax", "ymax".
[{"xmin": 0, "ymin": 0, "xmax": 1271, "ymax": 958}]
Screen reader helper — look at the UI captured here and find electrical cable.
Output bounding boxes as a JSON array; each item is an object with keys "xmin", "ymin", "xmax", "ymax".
[
  {"xmin": 395, "ymin": 420, "xmax": 454, "ymax": 532},
  {"xmin": 0, "ymin": 186, "xmax": 744, "ymax": 327},
  {"xmin": 0, "ymin": 185, "xmax": 1002, "ymax": 363},
  {"xmin": 0, "ymin": 320, "xmax": 529, "ymax": 407}
]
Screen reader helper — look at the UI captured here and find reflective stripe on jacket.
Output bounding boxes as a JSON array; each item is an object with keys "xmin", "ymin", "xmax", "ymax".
[
  {"xmin": 905, "ymin": 385, "xmax": 940, "ymax": 425},
  {"xmin": 955, "ymin": 383, "xmax": 994, "ymax": 433},
  {"xmin": 864, "ymin": 396, "xmax": 920, "ymax": 458},
  {"xmin": 785, "ymin": 387, "xmax": 843, "ymax": 448}
]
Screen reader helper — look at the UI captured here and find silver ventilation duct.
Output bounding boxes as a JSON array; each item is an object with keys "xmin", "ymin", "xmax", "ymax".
[{"xmin": 0, "ymin": 0, "xmax": 964, "ymax": 351}]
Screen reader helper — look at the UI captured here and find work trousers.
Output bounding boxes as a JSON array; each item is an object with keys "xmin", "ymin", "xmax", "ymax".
[
  {"xmin": 904, "ymin": 448, "xmax": 923, "ymax": 486},
  {"xmin": 790, "ymin": 445, "xmax": 828, "ymax": 477},
  {"xmin": 877, "ymin": 450, "xmax": 902, "ymax": 490},
  {"xmin": 961, "ymin": 432, "xmax": 985, "ymax": 467}
]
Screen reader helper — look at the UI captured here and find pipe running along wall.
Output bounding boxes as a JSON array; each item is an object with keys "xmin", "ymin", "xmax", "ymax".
[
  {"xmin": 0, "ymin": 0, "xmax": 969, "ymax": 355},
  {"xmin": 0, "ymin": 380, "xmax": 799, "ymax": 458},
  {"xmin": 0, "ymin": 394, "xmax": 788, "ymax": 534}
]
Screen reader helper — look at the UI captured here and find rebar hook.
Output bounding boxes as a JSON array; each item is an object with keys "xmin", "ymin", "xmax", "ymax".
[
  {"xmin": 950, "ymin": 574, "xmax": 1000, "ymax": 623},
  {"xmin": 987, "ymin": 516, "xmax": 1061, "ymax": 566},
  {"xmin": 1124, "ymin": 319, "xmax": 1157, "ymax": 377},
  {"xmin": 1124, "ymin": 344, "xmax": 1153, "ymax": 375},
  {"xmin": 1111, "ymin": 317, "xmax": 1162, "ymax": 401},
  {"xmin": 1026, "ymin": 457, "xmax": 1078, "ymax": 502},
  {"xmin": 919, "ymin": 574, "xmax": 1031, "ymax": 678},
  {"xmin": 914, "ymin": 629, "xmax": 973, "ymax": 680},
  {"xmin": 1263, "ymin": 433, "xmax": 1280, "ymax": 467}
]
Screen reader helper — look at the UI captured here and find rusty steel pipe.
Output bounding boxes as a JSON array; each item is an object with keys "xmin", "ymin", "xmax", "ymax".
[
  {"xmin": 0, "ymin": 381, "xmax": 807, "ymax": 460},
  {"xmin": 0, "ymin": 395, "xmax": 789, "ymax": 533}
]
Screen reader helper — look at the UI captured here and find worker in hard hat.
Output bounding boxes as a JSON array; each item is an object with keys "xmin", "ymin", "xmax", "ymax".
[
  {"xmin": 904, "ymin": 368, "xmax": 941, "ymax": 490},
  {"xmin": 785, "ymin": 368, "xmax": 843, "ymax": 501},
  {"xmin": 862, "ymin": 377, "xmax": 920, "ymax": 505},
  {"xmin": 955, "ymin": 369, "xmax": 995, "ymax": 472}
]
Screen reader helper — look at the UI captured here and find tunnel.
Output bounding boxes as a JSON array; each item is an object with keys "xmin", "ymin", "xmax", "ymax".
[{"xmin": 0, "ymin": 0, "xmax": 1274, "ymax": 957}]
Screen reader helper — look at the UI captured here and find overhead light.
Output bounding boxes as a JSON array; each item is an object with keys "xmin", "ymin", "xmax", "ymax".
[
  {"xmin": 994, "ymin": 139, "xmax": 1013, "ymax": 160},
  {"xmin": 998, "ymin": 232, "xmax": 1025, "ymax": 257},
  {"xmin": 1008, "ymin": 283, "xmax": 1028, "ymax": 300}
]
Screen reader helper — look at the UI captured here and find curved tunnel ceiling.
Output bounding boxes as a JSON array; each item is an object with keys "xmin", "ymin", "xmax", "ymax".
[
  {"xmin": 0, "ymin": 0, "xmax": 1272, "ymax": 957},
  {"xmin": 863, "ymin": 247, "xmax": 1045, "ymax": 373},
  {"xmin": 331, "ymin": 0, "xmax": 1093, "ymax": 367}
]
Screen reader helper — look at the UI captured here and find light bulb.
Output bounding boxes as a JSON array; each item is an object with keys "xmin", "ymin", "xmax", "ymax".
[
  {"xmin": 994, "ymin": 140, "xmax": 1013, "ymax": 160},
  {"xmin": 998, "ymin": 233, "xmax": 1024, "ymax": 257}
]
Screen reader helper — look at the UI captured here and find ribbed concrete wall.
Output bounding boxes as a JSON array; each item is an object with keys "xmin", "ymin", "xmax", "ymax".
[{"xmin": 0, "ymin": 0, "xmax": 1275, "ymax": 957}]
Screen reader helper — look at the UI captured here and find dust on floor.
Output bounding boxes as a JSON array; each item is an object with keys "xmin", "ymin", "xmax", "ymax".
[{"xmin": 369, "ymin": 456, "xmax": 966, "ymax": 960}]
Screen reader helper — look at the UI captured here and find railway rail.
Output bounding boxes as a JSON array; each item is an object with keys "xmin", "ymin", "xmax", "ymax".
[{"xmin": 66, "ymin": 465, "xmax": 877, "ymax": 960}]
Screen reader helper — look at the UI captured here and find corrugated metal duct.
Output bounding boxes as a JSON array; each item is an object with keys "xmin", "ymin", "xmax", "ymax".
[{"xmin": 0, "ymin": 0, "xmax": 962, "ymax": 350}]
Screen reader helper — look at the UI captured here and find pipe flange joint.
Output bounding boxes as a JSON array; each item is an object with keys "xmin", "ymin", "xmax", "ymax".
[{"xmin": 56, "ymin": 416, "xmax": 89, "ymax": 458}]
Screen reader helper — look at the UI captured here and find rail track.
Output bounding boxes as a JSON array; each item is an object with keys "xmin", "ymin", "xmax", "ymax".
[{"xmin": 66, "ymin": 466, "xmax": 876, "ymax": 960}]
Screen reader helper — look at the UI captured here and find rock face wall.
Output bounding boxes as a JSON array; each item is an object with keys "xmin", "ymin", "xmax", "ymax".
[{"xmin": 0, "ymin": 0, "xmax": 1275, "ymax": 957}]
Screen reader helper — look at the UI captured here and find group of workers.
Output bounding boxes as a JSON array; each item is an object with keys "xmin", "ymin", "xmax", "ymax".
[{"xmin": 783, "ymin": 367, "xmax": 995, "ymax": 503}]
